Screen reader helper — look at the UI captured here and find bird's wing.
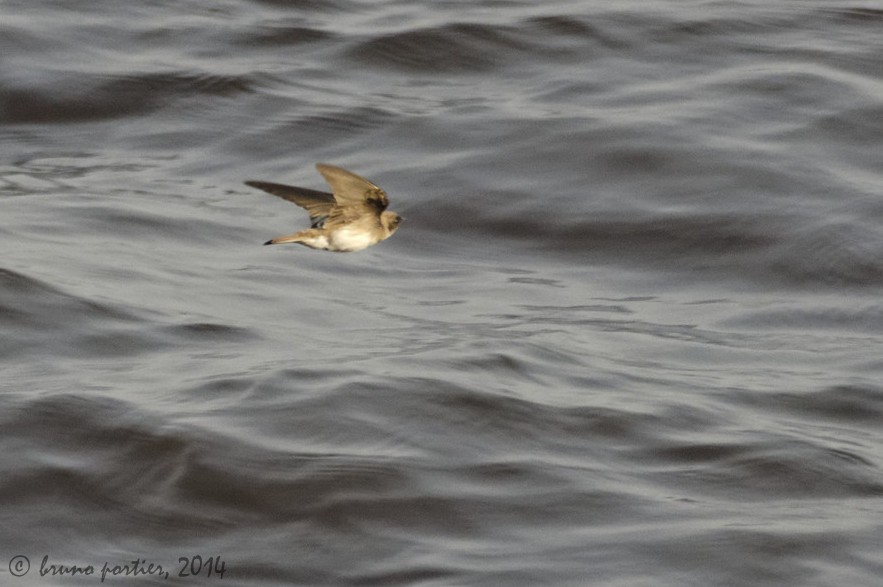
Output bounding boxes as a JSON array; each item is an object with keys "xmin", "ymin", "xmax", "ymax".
[
  {"xmin": 316, "ymin": 163, "xmax": 389, "ymax": 214},
  {"xmin": 245, "ymin": 181, "xmax": 336, "ymax": 223}
]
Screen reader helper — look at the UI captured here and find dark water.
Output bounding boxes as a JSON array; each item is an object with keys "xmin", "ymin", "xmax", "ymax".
[{"xmin": 3, "ymin": 0, "xmax": 883, "ymax": 585}]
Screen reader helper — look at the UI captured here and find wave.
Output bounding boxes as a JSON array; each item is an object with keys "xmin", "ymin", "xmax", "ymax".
[{"xmin": 1, "ymin": 71, "xmax": 256, "ymax": 124}]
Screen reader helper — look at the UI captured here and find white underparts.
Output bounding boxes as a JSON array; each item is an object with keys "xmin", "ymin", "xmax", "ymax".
[{"xmin": 327, "ymin": 227, "xmax": 379, "ymax": 252}]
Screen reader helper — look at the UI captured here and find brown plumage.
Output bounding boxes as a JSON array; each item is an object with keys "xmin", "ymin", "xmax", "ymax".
[{"xmin": 245, "ymin": 164, "xmax": 402, "ymax": 252}]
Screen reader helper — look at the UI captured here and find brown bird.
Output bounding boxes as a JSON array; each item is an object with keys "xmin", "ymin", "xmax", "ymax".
[{"xmin": 245, "ymin": 163, "xmax": 402, "ymax": 252}]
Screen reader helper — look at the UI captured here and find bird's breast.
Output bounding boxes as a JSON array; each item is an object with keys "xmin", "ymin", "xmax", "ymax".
[{"xmin": 327, "ymin": 226, "xmax": 381, "ymax": 252}]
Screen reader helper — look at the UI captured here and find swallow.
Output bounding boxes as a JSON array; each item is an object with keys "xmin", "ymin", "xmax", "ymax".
[{"xmin": 245, "ymin": 163, "xmax": 402, "ymax": 252}]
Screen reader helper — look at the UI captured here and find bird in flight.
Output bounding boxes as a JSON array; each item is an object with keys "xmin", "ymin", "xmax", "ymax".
[{"xmin": 245, "ymin": 163, "xmax": 402, "ymax": 252}]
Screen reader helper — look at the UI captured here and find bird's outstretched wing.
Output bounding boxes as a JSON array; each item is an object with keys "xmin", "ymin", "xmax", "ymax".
[
  {"xmin": 244, "ymin": 181, "xmax": 336, "ymax": 226},
  {"xmin": 316, "ymin": 163, "xmax": 389, "ymax": 214}
]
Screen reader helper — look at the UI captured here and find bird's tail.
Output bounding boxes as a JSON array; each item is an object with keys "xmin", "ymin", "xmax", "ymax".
[{"xmin": 263, "ymin": 229, "xmax": 321, "ymax": 246}]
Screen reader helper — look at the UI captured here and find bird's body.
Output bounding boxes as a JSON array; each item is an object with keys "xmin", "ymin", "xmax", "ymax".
[{"xmin": 245, "ymin": 164, "xmax": 402, "ymax": 252}]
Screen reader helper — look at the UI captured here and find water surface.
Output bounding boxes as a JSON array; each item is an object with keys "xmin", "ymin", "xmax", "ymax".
[{"xmin": 2, "ymin": 1, "xmax": 883, "ymax": 585}]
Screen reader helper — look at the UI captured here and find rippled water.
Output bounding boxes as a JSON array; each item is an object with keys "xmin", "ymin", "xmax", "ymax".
[{"xmin": 2, "ymin": 1, "xmax": 883, "ymax": 585}]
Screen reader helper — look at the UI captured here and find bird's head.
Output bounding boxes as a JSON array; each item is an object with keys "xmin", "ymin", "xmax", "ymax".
[{"xmin": 381, "ymin": 211, "xmax": 403, "ymax": 236}]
